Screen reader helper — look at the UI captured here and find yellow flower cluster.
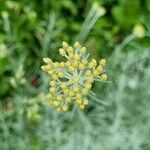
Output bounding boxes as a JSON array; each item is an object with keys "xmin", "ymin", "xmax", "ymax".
[{"xmin": 41, "ymin": 41, "xmax": 107, "ymax": 112}]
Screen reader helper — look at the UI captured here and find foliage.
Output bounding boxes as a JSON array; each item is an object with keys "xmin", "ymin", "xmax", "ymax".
[{"xmin": 0, "ymin": 0, "xmax": 150, "ymax": 149}]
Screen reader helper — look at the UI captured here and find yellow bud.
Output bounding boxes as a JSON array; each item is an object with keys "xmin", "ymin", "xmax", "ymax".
[
  {"xmin": 73, "ymin": 86, "xmax": 79, "ymax": 92},
  {"xmin": 80, "ymin": 47, "xmax": 86, "ymax": 54},
  {"xmin": 62, "ymin": 105, "xmax": 68, "ymax": 111},
  {"xmin": 81, "ymin": 59, "xmax": 88, "ymax": 65},
  {"xmin": 88, "ymin": 62, "xmax": 94, "ymax": 68},
  {"xmin": 68, "ymin": 66, "xmax": 75, "ymax": 72},
  {"xmin": 85, "ymin": 70, "xmax": 92, "ymax": 76},
  {"xmin": 58, "ymin": 72, "xmax": 64, "ymax": 78},
  {"xmin": 41, "ymin": 65, "xmax": 51, "ymax": 72},
  {"xmin": 59, "ymin": 48, "xmax": 66, "ymax": 56},
  {"xmin": 62, "ymin": 41, "xmax": 68, "ymax": 48},
  {"xmin": 56, "ymin": 106, "xmax": 62, "ymax": 112},
  {"xmin": 63, "ymin": 88, "xmax": 69, "ymax": 95},
  {"xmin": 66, "ymin": 61, "xmax": 71, "ymax": 67},
  {"xmin": 56, "ymin": 95, "xmax": 63, "ymax": 101},
  {"xmin": 50, "ymin": 87, "xmax": 56, "ymax": 94},
  {"xmin": 53, "ymin": 100, "xmax": 59, "ymax": 106},
  {"xmin": 133, "ymin": 24, "xmax": 145, "ymax": 38},
  {"xmin": 101, "ymin": 74, "xmax": 107, "ymax": 81},
  {"xmin": 60, "ymin": 62, "xmax": 65, "ymax": 67},
  {"xmin": 60, "ymin": 82, "xmax": 67, "ymax": 89},
  {"xmin": 93, "ymin": 69, "xmax": 99, "ymax": 76},
  {"xmin": 66, "ymin": 96, "xmax": 72, "ymax": 102},
  {"xmin": 99, "ymin": 59, "xmax": 106, "ymax": 66},
  {"xmin": 89, "ymin": 59, "xmax": 97, "ymax": 67},
  {"xmin": 68, "ymin": 52, "xmax": 74, "ymax": 58},
  {"xmin": 50, "ymin": 80, "xmax": 56, "ymax": 86},
  {"xmin": 68, "ymin": 91, "xmax": 75, "ymax": 97},
  {"xmin": 43, "ymin": 58, "xmax": 52, "ymax": 64},
  {"xmin": 88, "ymin": 76, "xmax": 94, "ymax": 83},
  {"xmin": 41, "ymin": 66, "xmax": 47, "ymax": 72},
  {"xmin": 53, "ymin": 62, "xmax": 59, "ymax": 68},
  {"xmin": 48, "ymin": 70, "xmax": 54, "ymax": 75},
  {"xmin": 73, "ymin": 77, "xmax": 80, "ymax": 83},
  {"xmin": 83, "ymin": 99, "xmax": 89, "ymax": 105},
  {"xmin": 85, "ymin": 83, "xmax": 92, "ymax": 90},
  {"xmin": 48, "ymin": 100, "xmax": 53, "ymax": 105},
  {"xmin": 57, "ymin": 63, "xmax": 61, "ymax": 68},
  {"xmin": 74, "ymin": 41, "xmax": 81, "ymax": 48},
  {"xmin": 47, "ymin": 94, "xmax": 52, "ymax": 99},
  {"xmin": 97, "ymin": 65, "xmax": 103, "ymax": 72},
  {"xmin": 82, "ymin": 88, "xmax": 89, "ymax": 95},
  {"xmin": 76, "ymin": 99, "xmax": 82, "ymax": 105},
  {"xmin": 96, "ymin": 5, "xmax": 106, "ymax": 16},
  {"xmin": 79, "ymin": 63, "xmax": 85, "ymax": 70},
  {"xmin": 73, "ymin": 60, "xmax": 79, "ymax": 68},
  {"xmin": 76, "ymin": 93, "xmax": 82, "ymax": 99},
  {"xmin": 67, "ymin": 46, "xmax": 73, "ymax": 53},
  {"xmin": 80, "ymin": 104, "xmax": 85, "ymax": 110},
  {"xmin": 52, "ymin": 74, "xmax": 58, "ymax": 80}
]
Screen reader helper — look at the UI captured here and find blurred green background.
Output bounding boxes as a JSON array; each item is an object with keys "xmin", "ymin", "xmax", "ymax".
[{"xmin": 0, "ymin": 0, "xmax": 150, "ymax": 150}]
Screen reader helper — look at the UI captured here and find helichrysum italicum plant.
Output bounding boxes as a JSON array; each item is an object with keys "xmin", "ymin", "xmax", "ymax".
[{"xmin": 41, "ymin": 41, "xmax": 107, "ymax": 112}]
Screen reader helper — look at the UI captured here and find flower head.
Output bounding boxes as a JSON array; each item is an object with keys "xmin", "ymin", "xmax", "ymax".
[{"xmin": 41, "ymin": 41, "xmax": 107, "ymax": 112}]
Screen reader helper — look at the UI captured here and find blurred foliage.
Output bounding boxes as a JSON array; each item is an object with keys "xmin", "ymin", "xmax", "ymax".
[{"xmin": 0, "ymin": 0, "xmax": 150, "ymax": 150}]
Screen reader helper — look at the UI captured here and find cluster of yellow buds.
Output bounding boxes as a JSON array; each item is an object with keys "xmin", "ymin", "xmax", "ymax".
[{"xmin": 41, "ymin": 41, "xmax": 107, "ymax": 112}]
